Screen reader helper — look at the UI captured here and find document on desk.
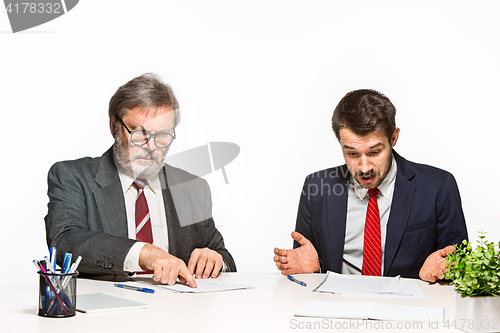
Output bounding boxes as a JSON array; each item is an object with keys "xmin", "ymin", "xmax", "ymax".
[
  {"xmin": 295, "ymin": 301, "xmax": 443, "ymax": 322},
  {"xmin": 314, "ymin": 271, "xmax": 423, "ymax": 297},
  {"xmin": 140, "ymin": 278, "xmax": 250, "ymax": 293},
  {"xmin": 77, "ymin": 293, "xmax": 147, "ymax": 313}
]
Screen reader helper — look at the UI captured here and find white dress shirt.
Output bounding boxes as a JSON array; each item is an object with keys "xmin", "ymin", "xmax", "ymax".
[
  {"xmin": 116, "ymin": 165, "xmax": 169, "ymax": 273},
  {"xmin": 341, "ymin": 155, "xmax": 397, "ymax": 275}
]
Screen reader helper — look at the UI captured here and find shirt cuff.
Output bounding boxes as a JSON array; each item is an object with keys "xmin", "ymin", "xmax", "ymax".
[{"xmin": 123, "ymin": 242, "xmax": 148, "ymax": 272}]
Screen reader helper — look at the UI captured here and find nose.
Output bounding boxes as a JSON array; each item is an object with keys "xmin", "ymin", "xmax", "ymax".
[
  {"xmin": 359, "ymin": 155, "xmax": 371, "ymax": 173},
  {"xmin": 144, "ymin": 137, "xmax": 157, "ymax": 150}
]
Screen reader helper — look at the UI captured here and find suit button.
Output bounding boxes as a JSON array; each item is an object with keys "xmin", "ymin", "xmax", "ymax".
[
  {"xmin": 96, "ymin": 260, "xmax": 101, "ymax": 267},
  {"xmin": 107, "ymin": 263, "xmax": 113, "ymax": 269}
]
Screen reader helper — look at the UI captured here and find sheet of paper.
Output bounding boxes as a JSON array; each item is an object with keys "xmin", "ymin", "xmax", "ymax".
[
  {"xmin": 333, "ymin": 278, "xmax": 425, "ymax": 299},
  {"xmin": 295, "ymin": 301, "xmax": 443, "ymax": 322},
  {"xmin": 76, "ymin": 293, "xmax": 147, "ymax": 313},
  {"xmin": 295, "ymin": 301, "xmax": 372, "ymax": 319},
  {"xmin": 139, "ymin": 278, "xmax": 250, "ymax": 293},
  {"xmin": 314, "ymin": 271, "xmax": 403, "ymax": 295},
  {"xmin": 371, "ymin": 303, "xmax": 443, "ymax": 322},
  {"xmin": 397, "ymin": 278, "xmax": 424, "ymax": 298}
]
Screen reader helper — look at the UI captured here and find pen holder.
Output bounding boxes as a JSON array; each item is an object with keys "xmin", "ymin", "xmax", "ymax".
[{"xmin": 38, "ymin": 270, "xmax": 78, "ymax": 317}]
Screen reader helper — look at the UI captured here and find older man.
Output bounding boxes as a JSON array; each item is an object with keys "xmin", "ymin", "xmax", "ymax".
[
  {"xmin": 274, "ymin": 89, "xmax": 467, "ymax": 282},
  {"xmin": 45, "ymin": 73, "xmax": 236, "ymax": 287}
]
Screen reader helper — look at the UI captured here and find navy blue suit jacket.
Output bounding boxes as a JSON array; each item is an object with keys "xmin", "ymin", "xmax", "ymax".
[{"xmin": 294, "ymin": 150, "xmax": 468, "ymax": 279}]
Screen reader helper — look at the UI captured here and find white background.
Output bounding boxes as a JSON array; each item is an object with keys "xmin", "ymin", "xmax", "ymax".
[{"xmin": 1, "ymin": 1, "xmax": 499, "ymax": 287}]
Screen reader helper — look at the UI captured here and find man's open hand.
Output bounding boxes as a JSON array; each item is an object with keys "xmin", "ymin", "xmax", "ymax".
[
  {"xmin": 274, "ymin": 231, "xmax": 320, "ymax": 275},
  {"xmin": 419, "ymin": 245, "xmax": 456, "ymax": 283}
]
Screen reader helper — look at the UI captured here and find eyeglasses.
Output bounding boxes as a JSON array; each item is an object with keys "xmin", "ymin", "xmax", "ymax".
[{"xmin": 119, "ymin": 119, "xmax": 176, "ymax": 148}]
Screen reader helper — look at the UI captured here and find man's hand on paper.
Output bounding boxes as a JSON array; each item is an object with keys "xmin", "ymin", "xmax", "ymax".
[
  {"xmin": 419, "ymin": 245, "xmax": 456, "ymax": 283},
  {"xmin": 139, "ymin": 244, "xmax": 197, "ymax": 287},
  {"xmin": 274, "ymin": 231, "xmax": 320, "ymax": 275},
  {"xmin": 188, "ymin": 247, "xmax": 224, "ymax": 279}
]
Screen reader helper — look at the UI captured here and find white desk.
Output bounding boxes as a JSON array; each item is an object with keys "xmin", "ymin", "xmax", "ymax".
[{"xmin": 1, "ymin": 272, "xmax": 461, "ymax": 333}]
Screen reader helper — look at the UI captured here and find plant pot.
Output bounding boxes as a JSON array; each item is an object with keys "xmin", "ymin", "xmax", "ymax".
[{"xmin": 455, "ymin": 292, "xmax": 500, "ymax": 333}]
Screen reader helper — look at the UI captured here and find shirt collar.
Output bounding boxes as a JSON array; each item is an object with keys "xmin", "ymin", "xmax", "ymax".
[
  {"xmin": 350, "ymin": 154, "xmax": 398, "ymax": 201},
  {"xmin": 114, "ymin": 156, "xmax": 162, "ymax": 195}
]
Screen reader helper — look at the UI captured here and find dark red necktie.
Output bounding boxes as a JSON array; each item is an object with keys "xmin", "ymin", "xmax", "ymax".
[
  {"xmin": 362, "ymin": 188, "xmax": 381, "ymax": 276},
  {"xmin": 133, "ymin": 180, "xmax": 154, "ymax": 274},
  {"xmin": 133, "ymin": 179, "xmax": 153, "ymax": 244}
]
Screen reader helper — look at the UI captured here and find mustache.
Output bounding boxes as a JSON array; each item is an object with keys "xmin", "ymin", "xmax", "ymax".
[
  {"xmin": 356, "ymin": 170, "xmax": 378, "ymax": 178},
  {"xmin": 131, "ymin": 149, "xmax": 157, "ymax": 161}
]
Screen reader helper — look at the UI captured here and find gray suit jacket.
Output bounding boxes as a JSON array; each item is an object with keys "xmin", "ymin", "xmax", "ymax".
[{"xmin": 45, "ymin": 147, "xmax": 236, "ymax": 278}]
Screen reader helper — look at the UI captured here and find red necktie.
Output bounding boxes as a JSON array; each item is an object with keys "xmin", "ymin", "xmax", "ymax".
[
  {"xmin": 362, "ymin": 188, "xmax": 381, "ymax": 276},
  {"xmin": 133, "ymin": 179, "xmax": 153, "ymax": 244}
]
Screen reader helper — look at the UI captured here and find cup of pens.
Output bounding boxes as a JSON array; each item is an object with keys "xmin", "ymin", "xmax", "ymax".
[
  {"xmin": 38, "ymin": 269, "xmax": 78, "ymax": 317},
  {"xmin": 34, "ymin": 249, "xmax": 82, "ymax": 318}
]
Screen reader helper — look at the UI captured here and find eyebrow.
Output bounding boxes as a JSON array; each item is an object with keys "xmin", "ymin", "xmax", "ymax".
[{"xmin": 126, "ymin": 122, "xmax": 172, "ymax": 133}]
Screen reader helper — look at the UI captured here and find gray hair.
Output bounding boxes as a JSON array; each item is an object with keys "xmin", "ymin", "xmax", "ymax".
[{"xmin": 108, "ymin": 73, "xmax": 180, "ymax": 126}]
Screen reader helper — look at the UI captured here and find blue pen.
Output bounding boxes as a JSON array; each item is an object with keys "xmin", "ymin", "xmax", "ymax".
[
  {"xmin": 287, "ymin": 275, "xmax": 307, "ymax": 287},
  {"xmin": 114, "ymin": 284, "xmax": 155, "ymax": 294},
  {"xmin": 50, "ymin": 247, "xmax": 57, "ymax": 270},
  {"xmin": 62, "ymin": 253, "xmax": 72, "ymax": 274}
]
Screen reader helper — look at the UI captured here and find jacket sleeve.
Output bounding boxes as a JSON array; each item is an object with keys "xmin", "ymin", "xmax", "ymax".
[
  {"xmin": 201, "ymin": 181, "xmax": 236, "ymax": 272},
  {"xmin": 436, "ymin": 173, "xmax": 468, "ymax": 248},
  {"xmin": 45, "ymin": 161, "xmax": 137, "ymax": 277}
]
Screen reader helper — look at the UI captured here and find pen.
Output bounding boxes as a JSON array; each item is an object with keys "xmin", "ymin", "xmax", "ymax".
[
  {"xmin": 287, "ymin": 275, "xmax": 307, "ymax": 287},
  {"xmin": 62, "ymin": 253, "xmax": 72, "ymax": 274},
  {"xmin": 44, "ymin": 256, "xmax": 55, "ymax": 274},
  {"xmin": 114, "ymin": 284, "xmax": 155, "ymax": 294},
  {"xmin": 62, "ymin": 255, "xmax": 82, "ymax": 288},
  {"xmin": 50, "ymin": 247, "xmax": 57, "ymax": 271},
  {"xmin": 38, "ymin": 259, "xmax": 52, "ymax": 311}
]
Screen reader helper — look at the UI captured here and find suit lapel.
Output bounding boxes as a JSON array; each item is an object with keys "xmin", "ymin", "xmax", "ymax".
[
  {"xmin": 383, "ymin": 151, "xmax": 416, "ymax": 275},
  {"xmin": 93, "ymin": 148, "xmax": 128, "ymax": 238},
  {"xmin": 327, "ymin": 165, "xmax": 350, "ymax": 273}
]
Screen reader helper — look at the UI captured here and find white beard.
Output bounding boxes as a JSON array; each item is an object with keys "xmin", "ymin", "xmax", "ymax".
[{"xmin": 113, "ymin": 132, "xmax": 168, "ymax": 179}]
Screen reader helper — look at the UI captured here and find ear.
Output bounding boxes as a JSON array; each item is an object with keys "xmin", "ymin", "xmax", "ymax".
[
  {"xmin": 391, "ymin": 127, "xmax": 400, "ymax": 147},
  {"xmin": 110, "ymin": 117, "xmax": 116, "ymax": 137}
]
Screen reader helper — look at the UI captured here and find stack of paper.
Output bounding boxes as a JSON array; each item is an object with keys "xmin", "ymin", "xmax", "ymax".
[
  {"xmin": 314, "ymin": 271, "xmax": 423, "ymax": 297},
  {"xmin": 295, "ymin": 301, "xmax": 443, "ymax": 322},
  {"xmin": 140, "ymin": 278, "xmax": 250, "ymax": 293}
]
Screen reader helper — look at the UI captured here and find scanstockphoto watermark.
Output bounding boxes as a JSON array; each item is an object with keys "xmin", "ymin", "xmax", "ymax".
[
  {"xmin": 301, "ymin": 168, "xmax": 351, "ymax": 200},
  {"xmin": 290, "ymin": 319, "xmax": 442, "ymax": 330},
  {"xmin": 302, "ymin": 178, "xmax": 348, "ymax": 200},
  {"xmin": 3, "ymin": 0, "xmax": 79, "ymax": 33},
  {"xmin": 301, "ymin": 166, "xmax": 383, "ymax": 200}
]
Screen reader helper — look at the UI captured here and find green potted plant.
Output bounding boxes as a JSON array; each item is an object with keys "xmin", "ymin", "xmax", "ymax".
[{"xmin": 444, "ymin": 232, "xmax": 500, "ymax": 333}]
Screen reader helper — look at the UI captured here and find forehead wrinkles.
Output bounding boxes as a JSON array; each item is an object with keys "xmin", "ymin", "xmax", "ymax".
[
  {"xmin": 123, "ymin": 109, "xmax": 174, "ymax": 132},
  {"xmin": 339, "ymin": 128, "xmax": 388, "ymax": 153}
]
